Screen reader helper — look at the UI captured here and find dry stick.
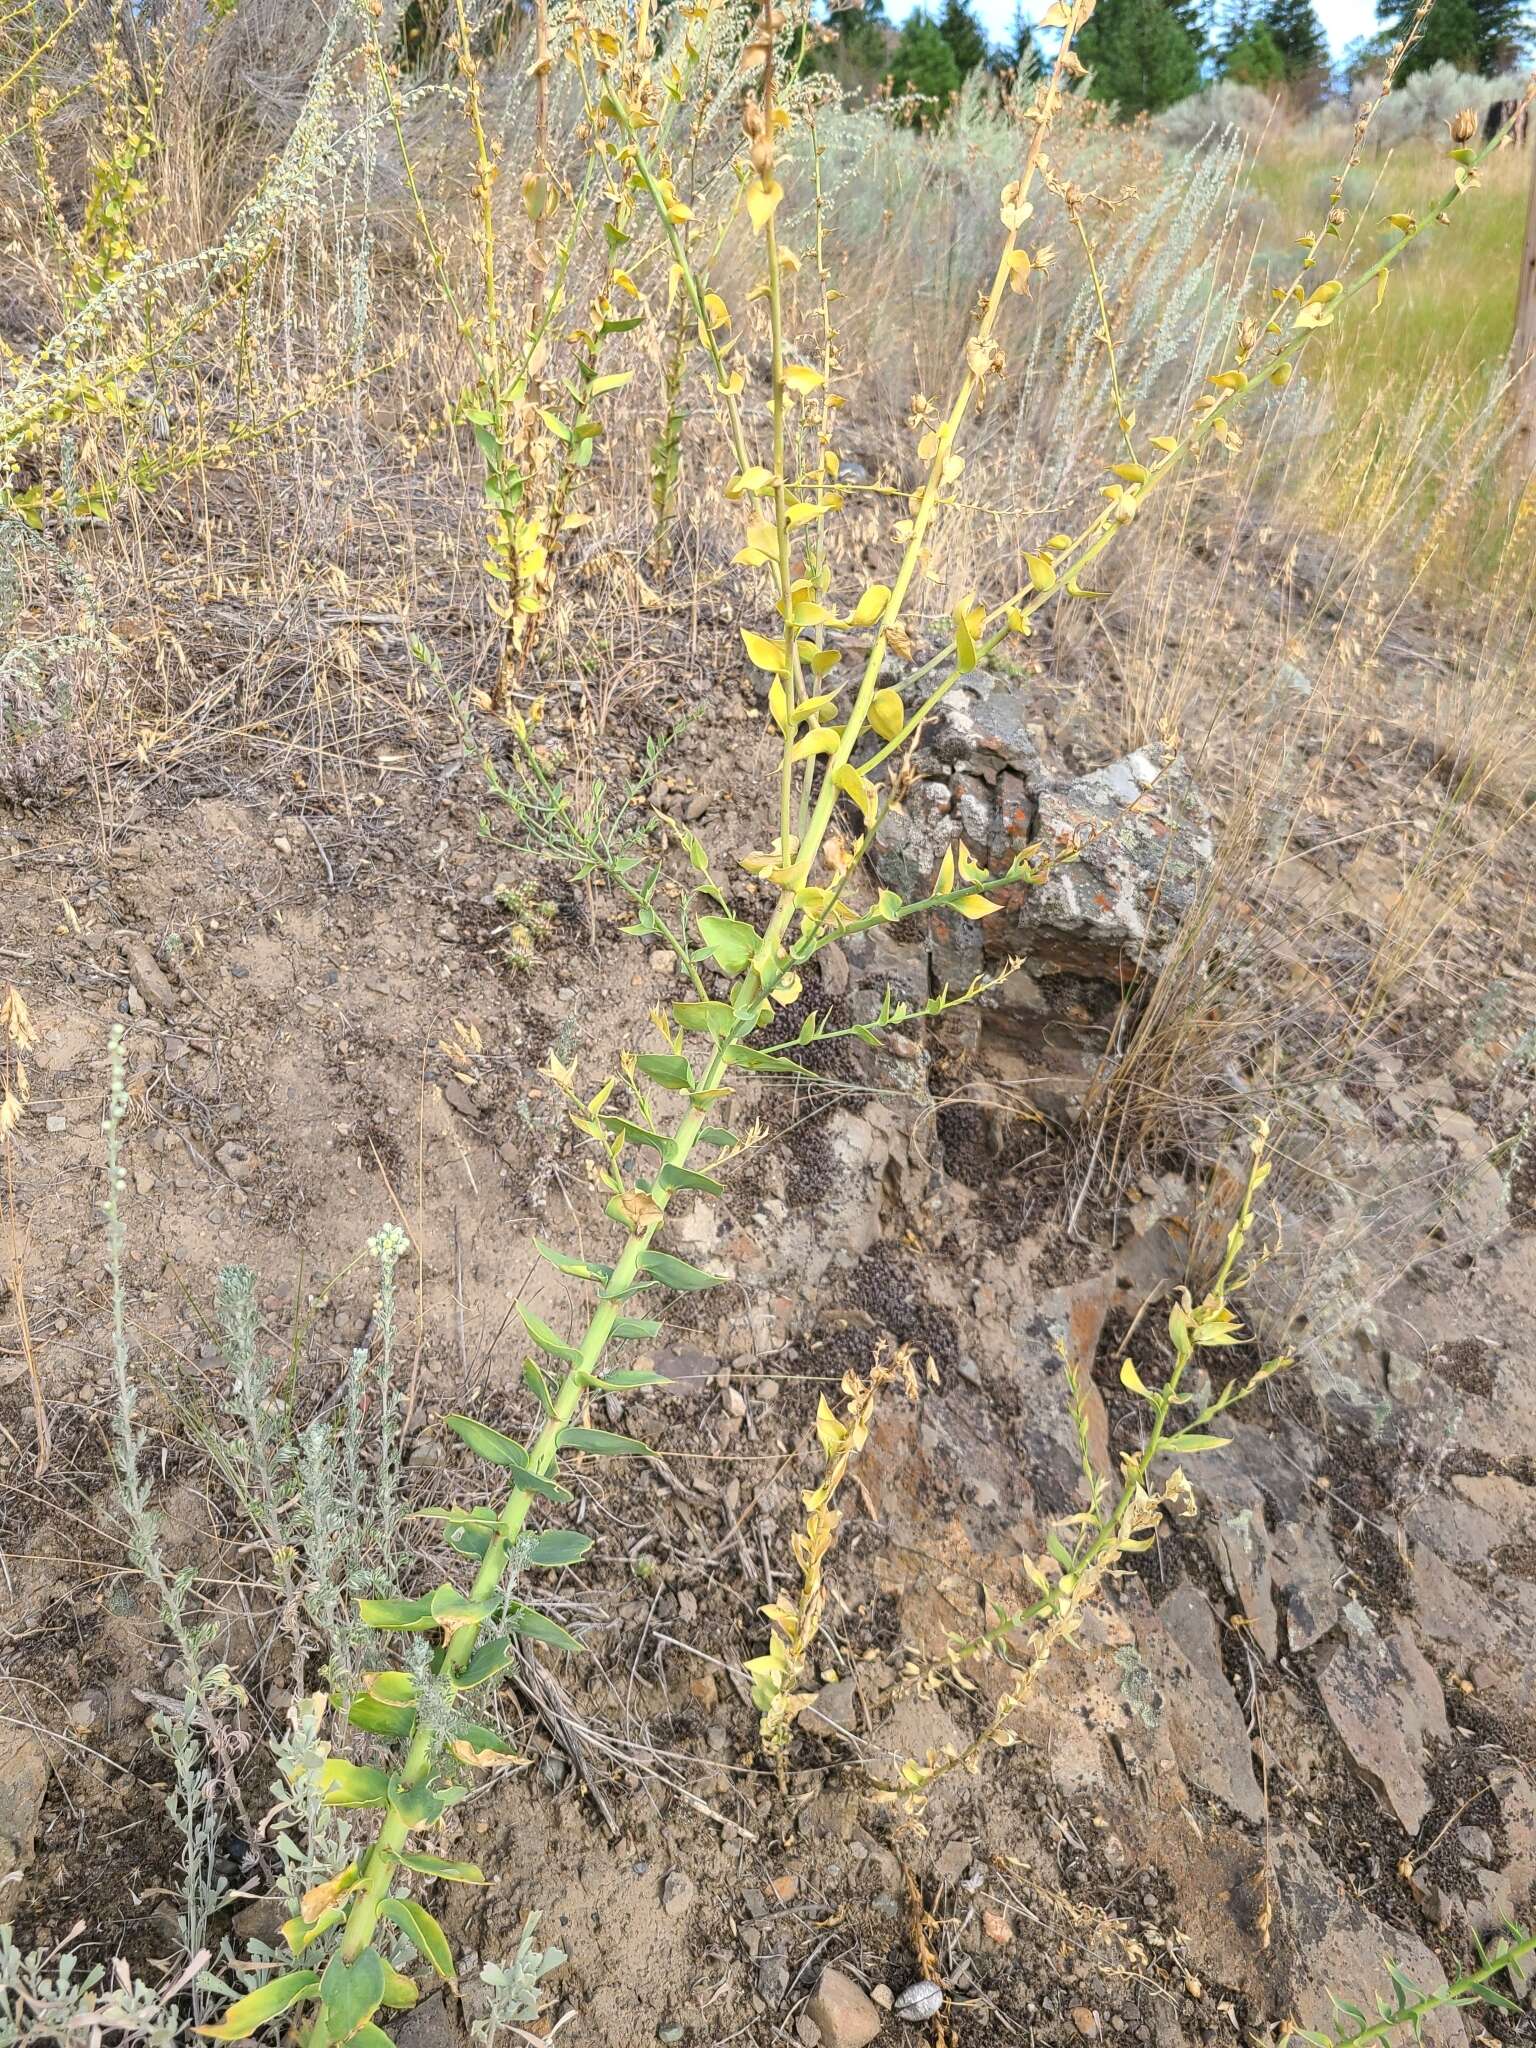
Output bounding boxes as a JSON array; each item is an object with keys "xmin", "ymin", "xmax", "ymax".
[
  {"xmin": 2, "ymin": 1144, "xmax": 46, "ymax": 1475},
  {"xmin": 0, "ymin": 989, "xmax": 46, "ymax": 1473},
  {"xmin": 1508, "ymin": 118, "xmax": 1536, "ymax": 488}
]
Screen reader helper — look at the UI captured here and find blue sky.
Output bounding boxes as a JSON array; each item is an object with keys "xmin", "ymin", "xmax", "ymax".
[{"xmin": 886, "ymin": 0, "xmax": 1381, "ymax": 54}]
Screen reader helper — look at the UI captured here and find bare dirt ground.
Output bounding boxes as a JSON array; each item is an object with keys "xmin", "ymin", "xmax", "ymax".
[{"xmin": 3, "ymin": 580, "xmax": 1535, "ymax": 2047}]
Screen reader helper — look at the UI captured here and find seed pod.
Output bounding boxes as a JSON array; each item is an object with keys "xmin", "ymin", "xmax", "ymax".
[{"xmin": 1447, "ymin": 106, "xmax": 1478, "ymax": 144}]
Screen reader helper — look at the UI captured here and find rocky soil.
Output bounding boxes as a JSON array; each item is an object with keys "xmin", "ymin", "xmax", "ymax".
[{"xmin": 1, "ymin": 653, "xmax": 1533, "ymax": 2046}]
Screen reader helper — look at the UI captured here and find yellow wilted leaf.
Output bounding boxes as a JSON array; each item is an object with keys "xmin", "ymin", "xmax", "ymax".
[
  {"xmin": 1006, "ymin": 250, "xmax": 1033, "ymax": 293},
  {"xmin": 952, "ymin": 598, "xmax": 981, "ymax": 673},
  {"xmin": 742, "ymin": 629, "xmax": 788, "ymax": 674},
  {"xmin": 869, "ymin": 688, "xmax": 906, "ymax": 742},
  {"xmin": 301, "ymin": 1864, "xmax": 360, "ymax": 1924},
  {"xmin": 833, "ymin": 764, "xmax": 878, "ymax": 828},
  {"xmin": 747, "ymin": 178, "xmax": 783, "ymax": 233},
  {"xmin": 1024, "ymin": 551, "xmax": 1057, "ymax": 594},
  {"xmin": 805, "ymin": 647, "xmax": 844, "ymax": 677},
  {"xmin": 847, "ymin": 585, "xmax": 891, "ymax": 628},
  {"xmin": 1208, "ymin": 370, "xmax": 1247, "ymax": 392},
  {"xmin": 788, "ymin": 692, "xmax": 840, "ymax": 725},
  {"xmin": 1150, "ymin": 435, "xmax": 1178, "ymax": 452},
  {"xmin": 782, "ymin": 364, "xmax": 824, "ymax": 397},
  {"xmin": 727, "ymin": 466, "xmax": 775, "ymax": 499},
  {"xmin": 768, "ymin": 677, "xmax": 788, "ymax": 733},
  {"xmin": 954, "ymin": 843, "xmax": 1002, "ymax": 918},
  {"xmin": 450, "ymin": 1738, "xmax": 528, "ymax": 1768},
  {"xmin": 999, "ymin": 179, "xmax": 1034, "ymax": 229},
  {"xmin": 791, "ymin": 727, "xmax": 842, "ymax": 761},
  {"xmin": 1110, "ymin": 461, "xmax": 1151, "ymax": 483},
  {"xmin": 616, "ymin": 1188, "xmax": 663, "ymax": 1230},
  {"xmin": 702, "ymin": 292, "xmax": 731, "ymax": 329},
  {"xmin": 814, "ymin": 1395, "xmax": 846, "ymax": 1459}
]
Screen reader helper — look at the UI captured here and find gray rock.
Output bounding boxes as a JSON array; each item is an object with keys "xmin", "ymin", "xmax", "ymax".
[
  {"xmin": 802, "ymin": 1677, "xmax": 858, "ymax": 1740},
  {"xmin": 757, "ymin": 1953, "xmax": 791, "ymax": 2006},
  {"xmin": 1468, "ymin": 1768, "xmax": 1536, "ymax": 1936},
  {"xmin": 1457, "ymin": 1824, "xmax": 1494, "ymax": 1866},
  {"xmin": 215, "ymin": 1139, "xmax": 256, "ymax": 1183},
  {"xmin": 0, "ymin": 1726, "xmax": 49, "ymax": 1872},
  {"xmin": 1314, "ymin": 1609, "xmax": 1448, "ymax": 1833},
  {"xmin": 1153, "ymin": 1580, "xmax": 1265, "ymax": 1824},
  {"xmin": 391, "ymin": 1991, "xmax": 460, "ymax": 2047},
  {"xmin": 807, "ymin": 1966, "xmax": 883, "ymax": 2047},
  {"xmin": 1271, "ymin": 1514, "xmax": 1345, "ymax": 1653},
  {"xmin": 1023, "ymin": 745, "xmax": 1213, "ymax": 980},
  {"xmin": 871, "ymin": 686, "xmax": 1214, "ymax": 1083},
  {"xmin": 894, "ymin": 1980, "xmax": 944, "ymax": 2023},
  {"xmin": 1201, "ymin": 1478, "xmax": 1278, "ymax": 1660},
  {"xmin": 661, "ymin": 1869, "xmax": 697, "ymax": 1919},
  {"xmin": 1277, "ymin": 1832, "xmax": 1466, "ymax": 2045}
]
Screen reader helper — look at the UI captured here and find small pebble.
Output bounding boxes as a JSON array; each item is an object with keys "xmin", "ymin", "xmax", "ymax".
[{"xmin": 894, "ymin": 1981, "xmax": 943, "ymax": 2023}]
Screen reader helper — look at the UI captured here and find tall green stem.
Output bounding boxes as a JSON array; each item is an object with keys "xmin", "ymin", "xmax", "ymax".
[{"xmin": 309, "ymin": 882, "xmax": 803, "ymax": 2033}]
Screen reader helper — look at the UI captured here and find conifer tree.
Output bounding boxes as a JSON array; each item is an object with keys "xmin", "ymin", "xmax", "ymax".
[
  {"xmin": 1468, "ymin": 0, "xmax": 1532, "ymax": 70},
  {"xmin": 937, "ymin": 0, "xmax": 991, "ymax": 76},
  {"xmin": 1375, "ymin": 0, "xmax": 1493, "ymax": 73},
  {"xmin": 816, "ymin": 0, "xmax": 895, "ymax": 94},
  {"xmin": 1263, "ymin": 0, "xmax": 1328, "ymax": 87},
  {"xmin": 1223, "ymin": 15, "xmax": 1287, "ymax": 79},
  {"xmin": 890, "ymin": 9, "xmax": 962, "ymax": 119},
  {"xmin": 995, "ymin": 5, "xmax": 1045, "ymax": 77},
  {"xmin": 1078, "ymin": 0, "xmax": 1202, "ymax": 113}
]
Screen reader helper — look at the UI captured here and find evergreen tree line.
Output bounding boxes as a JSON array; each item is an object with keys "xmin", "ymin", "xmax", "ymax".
[{"xmin": 817, "ymin": 0, "xmax": 1530, "ymax": 123}]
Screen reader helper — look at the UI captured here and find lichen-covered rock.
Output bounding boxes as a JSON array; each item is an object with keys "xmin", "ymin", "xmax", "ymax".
[
  {"xmin": 873, "ymin": 674, "xmax": 1213, "ymax": 994},
  {"xmin": 1024, "ymin": 746, "xmax": 1213, "ymax": 980}
]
